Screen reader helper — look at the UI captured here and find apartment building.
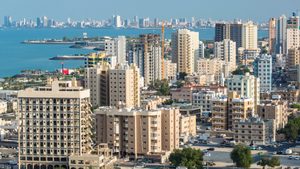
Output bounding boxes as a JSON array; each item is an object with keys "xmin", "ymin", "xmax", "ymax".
[
  {"xmin": 233, "ymin": 117, "xmax": 266, "ymax": 145},
  {"xmin": 85, "ymin": 62, "xmax": 110, "ymax": 107},
  {"xmin": 18, "ymin": 80, "xmax": 93, "ymax": 169},
  {"xmin": 196, "ymin": 58, "xmax": 228, "ymax": 83},
  {"xmin": 257, "ymin": 99, "xmax": 288, "ymax": 130},
  {"xmin": 172, "ymin": 29, "xmax": 199, "ymax": 75},
  {"xmin": 253, "ymin": 54, "xmax": 272, "ymax": 92},
  {"xmin": 95, "ymin": 107, "xmax": 180, "ymax": 160},
  {"xmin": 214, "ymin": 39, "xmax": 237, "ymax": 72}
]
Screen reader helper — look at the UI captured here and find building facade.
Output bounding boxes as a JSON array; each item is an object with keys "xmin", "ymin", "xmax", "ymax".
[
  {"xmin": 172, "ymin": 29, "xmax": 199, "ymax": 75},
  {"xmin": 18, "ymin": 80, "xmax": 93, "ymax": 169},
  {"xmin": 253, "ymin": 54, "xmax": 272, "ymax": 92}
]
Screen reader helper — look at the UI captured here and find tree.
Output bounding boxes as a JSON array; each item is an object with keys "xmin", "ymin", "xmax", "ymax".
[
  {"xmin": 279, "ymin": 116, "xmax": 300, "ymax": 141},
  {"xmin": 149, "ymin": 79, "xmax": 170, "ymax": 96},
  {"xmin": 169, "ymin": 148, "xmax": 203, "ymax": 169},
  {"xmin": 178, "ymin": 72, "xmax": 187, "ymax": 80},
  {"xmin": 230, "ymin": 144, "xmax": 252, "ymax": 168},
  {"xmin": 268, "ymin": 156, "xmax": 280, "ymax": 167},
  {"xmin": 257, "ymin": 156, "xmax": 280, "ymax": 169}
]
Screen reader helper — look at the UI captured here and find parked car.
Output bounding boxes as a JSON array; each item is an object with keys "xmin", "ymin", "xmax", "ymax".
[{"xmin": 207, "ymin": 147, "xmax": 215, "ymax": 151}]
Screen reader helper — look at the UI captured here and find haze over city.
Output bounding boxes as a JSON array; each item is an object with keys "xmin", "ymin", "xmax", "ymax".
[{"xmin": 0, "ymin": 0, "xmax": 299, "ymax": 21}]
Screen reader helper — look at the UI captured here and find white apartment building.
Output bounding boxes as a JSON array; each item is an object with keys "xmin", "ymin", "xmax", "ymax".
[
  {"xmin": 254, "ymin": 54, "xmax": 272, "ymax": 92},
  {"xmin": 214, "ymin": 39, "xmax": 237, "ymax": 72},
  {"xmin": 226, "ymin": 73, "xmax": 260, "ymax": 108},
  {"xmin": 17, "ymin": 80, "xmax": 93, "ymax": 169},
  {"xmin": 172, "ymin": 29, "xmax": 199, "ymax": 75},
  {"xmin": 192, "ymin": 90, "xmax": 224, "ymax": 114},
  {"xmin": 104, "ymin": 36, "xmax": 126, "ymax": 64}
]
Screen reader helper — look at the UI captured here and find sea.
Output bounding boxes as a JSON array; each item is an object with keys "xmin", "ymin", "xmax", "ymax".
[{"xmin": 0, "ymin": 28, "xmax": 268, "ymax": 78}]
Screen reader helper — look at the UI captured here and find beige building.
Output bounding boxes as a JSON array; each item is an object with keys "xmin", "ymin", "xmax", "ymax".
[
  {"xmin": 242, "ymin": 21, "xmax": 258, "ymax": 50},
  {"xmin": 109, "ymin": 64, "xmax": 140, "ymax": 108},
  {"xmin": 269, "ymin": 18, "xmax": 276, "ymax": 54},
  {"xmin": 214, "ymin": 39, "xmax": 237, "ymax": 72},
  {"xmin": 211, "ymin": 92, "xmax": 255, "ymax": 130},
  {"xmin": 85, "ymin": 62, "xmax": 110, "ymax": 107},
  {"xmin": 163, "ymin": 59, "xmax": 177, "ymax": 81},
  {"xmin": 196, "ymin": 58, "xmax": 228, "ymax": 83},
  {"xmin": 233, "ymin": 117, "xmax": 266, "ymax": 145},
  {"xmin": 18, "ymin": 80, "xmax": 93, "ymax": 169},
  {"xmin": 69, "ymin": 144, "xmax": 116, "ymax": 169},
  {"xmin": 226, "ymin": 73, "xmax": 260, "ymax": 111},
  {"xmin": 95, "ymin": 107, "xmax": 179, "ymax": 159},
  {"xmin": 172, "ymin": 29, "xmax": 199, "ymax": 74},
  {"xmin": 288, "ymin": 47, "xmax": 300, "ymax": 68},
  {"xmin": 179, "ymin": 115, "xmax": 197, "ymax": 137},
  {"xmin": 257, "ymin": 100, "xmax": 288, "ymax": 130}
]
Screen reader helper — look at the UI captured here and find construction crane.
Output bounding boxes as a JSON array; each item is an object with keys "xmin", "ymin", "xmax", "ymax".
[{"xmin": 161, "ymin": 21, "xmax": 165, "ymax": 80}]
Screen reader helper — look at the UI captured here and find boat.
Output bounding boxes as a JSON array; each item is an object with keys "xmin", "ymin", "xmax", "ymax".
[{"xmin": 49, "ymin": 55, "xmax": 86, "ymax": 60}]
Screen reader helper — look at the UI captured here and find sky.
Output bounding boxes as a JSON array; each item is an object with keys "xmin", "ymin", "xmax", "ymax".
[{"xmin": 0, "ymin": 0, "xmax": 300, "ymax": 22}]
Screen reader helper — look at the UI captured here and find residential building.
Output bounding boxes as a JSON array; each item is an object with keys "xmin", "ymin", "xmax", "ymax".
[
  {"xmin": 85, "ymin": 53, "xmax": 117, "ymax": 68},
  {"xmin": 253, "ymin": 54, "xmax": 272, "ymax": 92},
  {"xmin": 287, "ymin": 14, "xmax": 300, "ymax": 52},
  {"xmin": 276, "ymin": 15, "xmax": 287, "ymax": 54},
  {"xmin": 192, "ymin": 90, "xmax": 224, "ymax": 114},
  {"xmin": 85, "ymin": 62, "xmax": 110, "ymax": 107},
  {"xmin": 179, "ymin": 115, "xmax": 197, "ymax": 138},
  {"xmin": 269, "ymin": 18, "xmax": 276, "ymax": 54},
  {"xmin": 109, "ymin": 64, "xmax": 140, "ymax": 108},
  {"xmin": 211, "ymin": 92, "xmax": 255, "ymax": 130},
  {"xmin": 233, "ymin": 117, "xmax": 266, "ymax": 145},
  {"xmin": 163, "ymin": 59, "xmax": 177, "ymax": 81},
  {"xmin": 287, "ymin": 47, "xmax": 300, "ymax": 67},
  {"xmin": 214, "ymin": 39, "xmax": 237, "ymax": 72},
  {"xmin": 257, "ymin": 99, "xmax": 288, "ymax": 130},
  {"xmin": 242, "ymin": 21, "xmax": 258, "ymax": 50},
  {"xmin": 199, "ymin": 41, "xmax": 205, "ymax": 58},
  {"xmin": 226, "ymin": 73, "xmax": 260, "ymax": 109},
  {"xmin": 95, "ymin": 107, "xmax": 179, "ymax": 159},
  {"xmin": 196, "ymin": 58, "xmax": 228, "ymax": 83},
  {"xmin": 18, "ymin": 80, "xmax": 93, "ymax": 169},
  {"xmin": 128, "ymin": 34, "xmax": 162, "ymax": 85},
  {"xmin": 172, "ymin": 29, "xmax": 199, "ymax": 74},
  {"xmin": 104, "ymin": 36, "xmax": 126, "ymax": 64}
]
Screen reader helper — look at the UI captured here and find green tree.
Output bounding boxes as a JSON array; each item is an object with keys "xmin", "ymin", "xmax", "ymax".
[
  {"xmin": 149, "ymin": 79, "xmax": 170, "ymax": 96},
  {"xmin": 257, "ymin": 156, "xmax": 280, "ymax": 168},
  {"xmin": 230, "ymin": 144, "xmax": 252, "ymax": 168},
  {"xmin": 279, "ymin": 116, "xmax": 300, "ymax": 141},
  {"xmin": 268, "ymin": 156, "xmax": 280, "ymax": 167},
  {"xmin": 178, "ymin": 72, "xmax": 187, "ymax": 80},
  {"xmin": 257, "ymin": 157, "xmax": 270, "ymax": 169},
  {"xmin": 169, "ymin": 148, "xmax": 203, "ymax": 169}
]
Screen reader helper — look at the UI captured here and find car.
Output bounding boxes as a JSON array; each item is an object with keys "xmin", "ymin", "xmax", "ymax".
[
  {"xmin": 294, "ymin": 157, "xmax": 300, "ymax": 160},
  {"xmin": 289, "ymin": 156, "xmax": 293, "ymax": 160},
  {"xmin": 276, "ymin": 151, "xmax": 283, "ymax": 155},
  {"xmin": 257, "ymin": 147, "xmax": 263, "ymax": 150},
  {"xmin": 207, "ymin": 148, "xmax": 215, "ymax": 151}
]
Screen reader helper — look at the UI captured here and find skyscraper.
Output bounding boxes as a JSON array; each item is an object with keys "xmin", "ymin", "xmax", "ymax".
[
  {"xmin": 113, "ymin": 15, "xmax": 122, "ymax": 28},
  {"xmin": 215, "ymin": 23, "xmax": 231, "ymax": 42},
  {"xmin": 3, "ymin": 16, "xmax": 12, "ymax": 27},
  {"xmin": 242, "ymin": 21, "xmax": 258, "ymax": 50},
  {"xmin": 128, "ymin": 34, "xmax": 162, "ymax": 85},
  {"xmin": 18, "ymin": 80, "xmax": 93, "ymax": 168},
  {"xmin": 172, "ymin": 29, "xmax": 199, "ymax": 75},
  {"xmin": 269, "ymin": 18, "xmax": 276, "ymax": 54},
  {"xmin": 276, "ymin": 15, "xmax": 287, "ymax": 54}
]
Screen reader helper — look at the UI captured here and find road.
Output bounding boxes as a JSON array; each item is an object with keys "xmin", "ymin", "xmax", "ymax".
[{"xmin": 193, "ymin": 145, "xmax": 300, "ymax": 168}]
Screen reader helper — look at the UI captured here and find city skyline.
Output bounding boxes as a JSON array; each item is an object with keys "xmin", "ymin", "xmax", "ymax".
[{"xmin": 0, "ymin": 0, "xmax": 299, "ymax": 22}]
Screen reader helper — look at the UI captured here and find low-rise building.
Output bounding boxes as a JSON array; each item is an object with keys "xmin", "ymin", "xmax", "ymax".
[
  {"xmin": 233, "ymin": 117, "xmax": 266, "ymax": 145},
  {"xmin": 257, "ymin": 99, "xmax": 288, "ymax": 130}
]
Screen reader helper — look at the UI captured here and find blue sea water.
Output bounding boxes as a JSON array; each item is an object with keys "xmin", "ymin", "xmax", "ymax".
[{"xmin": 0, "ymin": 28, "xmax": 268, "ymax": 77}]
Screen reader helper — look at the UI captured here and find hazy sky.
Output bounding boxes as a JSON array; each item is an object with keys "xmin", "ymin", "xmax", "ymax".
[{"xmin": 1, "ymin": 0, "xmax": 300, "ymax": 22}]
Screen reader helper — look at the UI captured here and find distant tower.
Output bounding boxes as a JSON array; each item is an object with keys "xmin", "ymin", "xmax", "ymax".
[{"xmin": 161, "ymin": 21, "xmax": 165, "ymax": 79}]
